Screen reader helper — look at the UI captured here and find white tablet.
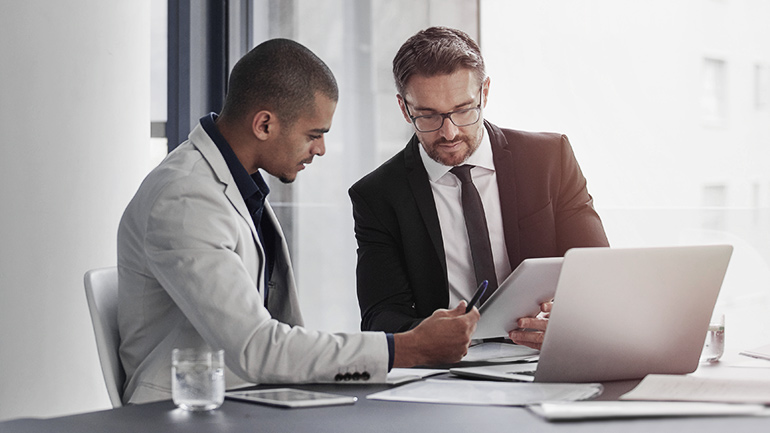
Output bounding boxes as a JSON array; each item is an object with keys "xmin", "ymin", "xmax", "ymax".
[
  {"xmin": 472, "ymin": 257, "xmax": 563, "ymax": 339},
  {"xmin": 225, "ymin": 388, "xmax": 357, "ymax": 408}
]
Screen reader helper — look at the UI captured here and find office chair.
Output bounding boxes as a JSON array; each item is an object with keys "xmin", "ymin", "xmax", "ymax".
[{"xmin": 84, "ymin": 267, "xmax": 125, "ymax": 408}]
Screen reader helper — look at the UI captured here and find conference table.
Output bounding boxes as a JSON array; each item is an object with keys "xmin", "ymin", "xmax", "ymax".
[{"xmin": 3, "ymin": 360, "xmax": 770, "ymax": 433}]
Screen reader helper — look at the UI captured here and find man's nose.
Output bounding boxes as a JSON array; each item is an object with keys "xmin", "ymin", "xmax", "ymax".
[
  {"xmin": 438, "ymin": 116, "xmax": 460, "ymax": 140},
  {"xmin": 313, "ymin": 137, "xmax": 326, "ymax": 157}
]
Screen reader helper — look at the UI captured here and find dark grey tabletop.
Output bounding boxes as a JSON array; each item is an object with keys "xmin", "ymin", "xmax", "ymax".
[{"xmin": 2, "ymin": 377, "xmax": 766, "ymax": 433}]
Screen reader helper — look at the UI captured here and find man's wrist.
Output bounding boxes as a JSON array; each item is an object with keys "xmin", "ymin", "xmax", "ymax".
[{"xmin": 392, "ymin": 330, "xmax": 422, "ymax": 368}]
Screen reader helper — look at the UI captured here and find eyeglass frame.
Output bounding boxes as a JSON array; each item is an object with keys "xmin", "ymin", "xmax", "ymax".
[{"xmin": 403, "ymin": 85, "xmax": 484, "ymax": 133}]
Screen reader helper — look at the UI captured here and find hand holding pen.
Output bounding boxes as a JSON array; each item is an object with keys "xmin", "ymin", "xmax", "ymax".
[{"xmin": 465, "ymin": 280, "xmax": 488, "ymax": 313}]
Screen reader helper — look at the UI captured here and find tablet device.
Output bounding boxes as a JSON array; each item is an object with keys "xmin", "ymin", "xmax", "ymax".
[
  {"xmin": 472, "ymin": 257, "xmax": 563, "ymax": 339},
  {"xmin": 225, "ymin": 388, "xmax": 357, "ymax": 408}
]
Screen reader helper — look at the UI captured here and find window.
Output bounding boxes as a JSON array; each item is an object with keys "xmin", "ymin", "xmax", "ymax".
[
  {"xmin": 243, "ymin": 0, "xmax": 479, "ymax": 332},
  {"xmin": 481, "ymin": 0, "xmax": 770, "ymax": 339},
  {"xmin": 702, "ymin": 58, "xmax": 727, "ymax": 126},
  {"xmin": 164, "ymin": 0, "xmax": 770, "ymax": 338},
  {"xmin": 756, "ymin": 64, "xmax": 769, "ymax": 110}
]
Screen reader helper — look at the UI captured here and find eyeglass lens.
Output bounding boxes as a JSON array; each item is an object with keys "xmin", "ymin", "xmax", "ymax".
[{"xmin": 414, "ymin": 108, "xmax": 480, "ymax": 132}]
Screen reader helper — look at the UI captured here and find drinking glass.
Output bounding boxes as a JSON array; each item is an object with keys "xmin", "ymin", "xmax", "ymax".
[
  {"xmin": 172, "ymin": 348, "xmax": 225, "ymax": 411},
  {"xmin": 700, "ymin": 314, "xmax": 725, "ymax": 363}
]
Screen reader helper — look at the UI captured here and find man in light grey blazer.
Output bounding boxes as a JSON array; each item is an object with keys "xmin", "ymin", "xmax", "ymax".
[{"xmin": 118, "ymin": 39, "xmax": 479, "ymax": 405}]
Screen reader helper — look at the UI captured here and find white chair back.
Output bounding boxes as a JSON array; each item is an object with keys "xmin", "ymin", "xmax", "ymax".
[{"xmin": 84, "ymin": 267, "xmax": 124, "ymax": 408}]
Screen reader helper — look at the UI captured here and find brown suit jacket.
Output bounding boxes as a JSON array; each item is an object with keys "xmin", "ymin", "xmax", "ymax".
[{"xmin": 349, "ymin": 121, "xmax": 609, "ymax": 333}]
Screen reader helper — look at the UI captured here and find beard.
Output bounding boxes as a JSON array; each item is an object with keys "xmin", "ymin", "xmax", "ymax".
[{"xmin": 422, "ymin": 130, "xmax": 482, "ymax": 166}]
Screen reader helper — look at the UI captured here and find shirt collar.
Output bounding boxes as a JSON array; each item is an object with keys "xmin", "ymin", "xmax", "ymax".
[
  {"xmin": 200, "ymin": 113, "xmax": 270, "ymax": 206},
  {"xmin": 418, "ymin": 126, "xmax": 494, "ymax": 183}
]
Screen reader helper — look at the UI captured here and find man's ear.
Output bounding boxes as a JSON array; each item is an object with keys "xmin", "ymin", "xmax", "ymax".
[
  {"xmin": 482, "ymin": 76, "xmax": 491, "ymax": 109},
  {"xmin": 251, "ymin": 110, "xmax": 277, "ymax": 140},
  {"xmin": 396, "ymin": 94, "xmax": 412, "ymax": 124}
]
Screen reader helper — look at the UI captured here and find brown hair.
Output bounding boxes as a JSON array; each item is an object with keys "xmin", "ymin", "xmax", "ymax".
[{"xmin": 392, "ymin": 26, "xmax": 485, "ymax": 96}]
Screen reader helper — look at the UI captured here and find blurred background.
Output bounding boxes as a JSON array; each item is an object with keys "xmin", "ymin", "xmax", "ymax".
[{"xmin": 1, "ymin": 0, "xmax": 768, "ymax": 420}]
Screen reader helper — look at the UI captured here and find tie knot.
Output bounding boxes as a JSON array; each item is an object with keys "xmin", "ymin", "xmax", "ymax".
[{"xmin": 450, "ymin": 164, "xmax": 475, "ymax": 183}]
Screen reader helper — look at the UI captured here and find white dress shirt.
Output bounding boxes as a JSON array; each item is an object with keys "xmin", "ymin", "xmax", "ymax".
[{"xmin": 418, "ymin": 131, "xmax": 512, "ymax": 307}]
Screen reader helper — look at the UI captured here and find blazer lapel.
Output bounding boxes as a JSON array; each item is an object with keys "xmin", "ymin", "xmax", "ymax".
[
  {"xmin": 404, "ymin": 135, "xmax": 448, "ymax": 277},
  {"xmin": 486, "ymin": 121, "xmax": 521, "ymax": 268},
  {"xmin": 189, "ymin": 124, "xmax": 265, "ymax": 286}
]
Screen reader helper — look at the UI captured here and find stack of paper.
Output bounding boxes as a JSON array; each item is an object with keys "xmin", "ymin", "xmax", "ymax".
[
  {"xmin": 460, "ymin": 342, "xmax": 539, "ymax": 363},
  {"xmin": 620, "ymin": 374, "xmax": 770, "ymax": 404}
]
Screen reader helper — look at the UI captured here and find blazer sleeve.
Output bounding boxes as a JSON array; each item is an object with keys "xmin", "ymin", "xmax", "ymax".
[
  {"xmin": 349, "ymin": 185, "xmax": 425, "ymax": 333},
  {"xmin": 552, "ymin": 135, "xmax": 609, "ymax": 253},
  {"xmin": 140, "ymin": 173, "xmax": 389, "ymax": 385}
]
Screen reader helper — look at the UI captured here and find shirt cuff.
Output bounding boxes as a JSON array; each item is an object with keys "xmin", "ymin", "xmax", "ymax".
[{"xmin": 386, "ymin": 333, "xmax": 395, "ymax": 371}]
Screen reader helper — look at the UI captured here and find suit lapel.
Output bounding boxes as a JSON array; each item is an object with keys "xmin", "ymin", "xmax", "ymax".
[
  {"xmin": 191, "ymin": 125, "xmax": 260, "ymax": 240},
  {"xmin": 404, "ymin": 136, "xmax": 448, "ymax": 277},
  {"xmin": 486, "ymin": 121, "xmax": 521, "ymax": 268},
  {"xmin": 189, "ymin": 124, "xmax": 265, "ymax": 285}
]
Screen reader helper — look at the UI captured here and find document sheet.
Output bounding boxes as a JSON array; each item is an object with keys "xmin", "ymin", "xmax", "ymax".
[
  {"xmin": 386, "ymin": 368, "xmax": 446, "ymax": 385},
  {"xmin": 621, "ymin": 374, "xmax": 770, "ymax": 404},
  {"xmin": 740, "ymin": 343, "xmax": 770, "ymax": 362},
  {"xmin": 367, "ymin": 379, "xmax": 601, "ymax": 406},
  {"xmin": 528, "ymin": 401, "xmax": 768, "ymax": 421}
]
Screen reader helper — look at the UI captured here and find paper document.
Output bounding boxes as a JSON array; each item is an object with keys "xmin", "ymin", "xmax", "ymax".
[
  {"xmin": 621, "ymin": 374, "xmax": 770, "ymax": 404},
  {"xmin": 460, "ymin": 342, "xmax": 539, "ymax": 363},
  {"xmin": 367, "ymin": 378, "xmax": 601, "ymax": 406},
  {"xmin": 740, "ymin": 343, "xmax": 770, "ymax": 362},
  {"xmin": 386, "ymin": 368, "xmax": 445, "ymax": 385},
  {"xmin": 528, "ymin": 401, "xmax": 768, "ymax": 421},
  {"xmin": 731, "ymin": 358, "xmax": 770, "ymax": 369}
]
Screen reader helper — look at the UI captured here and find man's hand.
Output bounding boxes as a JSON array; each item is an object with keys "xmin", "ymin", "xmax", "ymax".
[
  {"xmin": 392, "ymin": 303, "xmax": 480, "ymax": 367},
  {"xmin": 508, "ymin": 301, "xmax": 552, "ymax": 350}
]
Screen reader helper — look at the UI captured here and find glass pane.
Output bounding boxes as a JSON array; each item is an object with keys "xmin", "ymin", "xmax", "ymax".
[
  {"xmin": 481, "ymin": 0, "xmax": 770, "ymax": 345},
  {"xmin": 247, "ymin": 0, "xmax": 479, "ymax": 332}
]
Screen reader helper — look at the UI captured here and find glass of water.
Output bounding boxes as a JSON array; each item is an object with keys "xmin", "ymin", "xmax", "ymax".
[
  {"xmin": 700, "ymin": 314, "xmax": 725, "ymax": 363},
  {"xmin": 172, "ymin": 348, "xmax": 225, "ymax": 411}
]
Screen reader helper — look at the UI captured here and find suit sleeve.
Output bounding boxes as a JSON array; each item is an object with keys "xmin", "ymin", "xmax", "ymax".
[
  {"xmin": 349, "ymin": 186, "xmax": 424, "ymax": 333},
  {"xmin": 553, "ymin": 135, "xmax": 609, "ymax": 252},
  {"xmin": 142, "ymin": 175, "xmax": 389, "ymax": 384}
]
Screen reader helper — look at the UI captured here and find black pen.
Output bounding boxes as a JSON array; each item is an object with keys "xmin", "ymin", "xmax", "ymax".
[{"xmin": 465, "ymin": 280, "xmax": 488, "ymax": 313}]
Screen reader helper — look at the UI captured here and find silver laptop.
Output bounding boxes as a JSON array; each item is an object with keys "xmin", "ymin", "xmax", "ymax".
[{"xmin": 452, "ymin": 244, "xmax": 733, "ymax": 383}]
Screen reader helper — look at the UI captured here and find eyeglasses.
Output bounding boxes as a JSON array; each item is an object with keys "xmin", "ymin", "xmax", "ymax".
[{"xmin": 404, "ymin": 86, "xmax": 483, "ymax": 133}]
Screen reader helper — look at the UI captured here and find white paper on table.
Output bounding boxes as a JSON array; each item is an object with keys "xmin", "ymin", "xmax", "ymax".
[
  {"xmin": 739, "ymin": 343, "xmax": 770, "ymax": 362},
  {"xmin": 621, "ymin": 374, "xmax": 770, "ymax": 404},
  {"xmin": 731, "ymin": 358, "xmax": 770, "ymax": 369},
  {"xmin": 386, "ymin": 368, "xmax": 446, "ymax": 385},
  {"xmin": 460, "ymin": 342, "xmax": 540, "ymax": 363},
  {"xmin": 367, "ymin": 379, "xmax": 602, "ymax": 406},
  {"xmin": 528, "ymin": 401, "xmax": 768, "ymax": 421}
]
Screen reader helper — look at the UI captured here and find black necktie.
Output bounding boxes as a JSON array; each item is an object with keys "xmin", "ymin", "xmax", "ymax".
[{"xmin": 450, "ymin": 165, "xmax": 498, "ymax": 304}]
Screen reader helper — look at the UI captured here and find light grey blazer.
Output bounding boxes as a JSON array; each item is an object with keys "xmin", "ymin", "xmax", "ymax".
[{"xmin": 117, "ymin": 122, "xmax": 388, "ymax": 404}]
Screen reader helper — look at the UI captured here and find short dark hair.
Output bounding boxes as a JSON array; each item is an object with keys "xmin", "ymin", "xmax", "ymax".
[
  {"xmin": 392, "ymin": 26, "xmax": 485, "ymax": 96},
  {"xmin": 220, "ymin": 38, "xmax": 338, "ymax": 127}
]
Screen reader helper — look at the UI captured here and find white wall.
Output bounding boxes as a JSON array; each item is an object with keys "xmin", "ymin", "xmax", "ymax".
[{"xmin": 0, "ymin": 0, "xmax": 151, "ymax": 420}]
